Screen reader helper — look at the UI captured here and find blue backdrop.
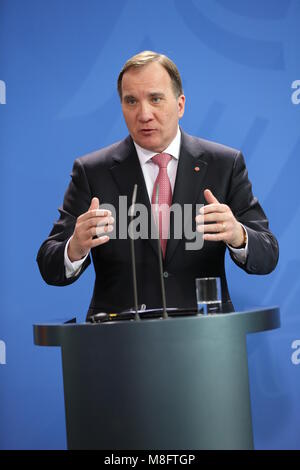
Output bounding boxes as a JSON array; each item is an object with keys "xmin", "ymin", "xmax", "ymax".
[{"xmin": 1, "ymin": 0, "xmax": 300, "ymax": 449}]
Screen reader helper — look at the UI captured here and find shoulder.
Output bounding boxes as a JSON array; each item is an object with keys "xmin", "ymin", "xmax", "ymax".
[
  {"xmin": 181, "ymin": 130, "xmax": 242, "ymax": 162},
  {"xmin": 75, "ymin": 135, "xmax": 133, "ymax": 170}
]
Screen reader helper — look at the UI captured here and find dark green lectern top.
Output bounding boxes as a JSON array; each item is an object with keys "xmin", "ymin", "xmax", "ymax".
[{"xmin": 34, "ymin": 307, "xmax": 280, "ymax": 450}]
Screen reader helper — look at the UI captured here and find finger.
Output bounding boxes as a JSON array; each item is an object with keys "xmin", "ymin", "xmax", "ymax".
[
  {"xmin": 78, "ymin": 208, "xmax": 112, "ymax": 222},
  {"xmin": 202, "ymin": 233, "xmax": 226, "ymax": 242},
  {"xmin": 200, "ymin": 204, "xmax": 227, "ymax": 215},
  {"xmin": 196, "ymin": 212, "xmax": 227, "ymax": 224},
  {"xmin": 203, "ymin": 212, "xmax": 230, "ymax": 223},
  {"xmin": 82, "ymin": 226, "xmax": 111, "ymax": 241},
  {"xmin": 82, "ymin": 216, "xmax": 114, "ymax": 229},
  {"xmin": 88, "ymin": 197, "xmax": 100, "ymax": 211},
  {"xmin": 96, "ymin": 216, "xmax": 114, "ymax": 227},
  {"xmin": 197, "ymin": 222, "xmax": 227, "ymax": 233},
  {"xmin": 95, "ymin": 225, "xmax": 114, "ymax": 237},
  {"xmin": 90, "ymin": 235, "xmax": 110, "ymax": 248},
  {"xmin": 204, "ymin": 189, "xmax": 219, "ymax": 205},
  {"xmin": 195, "ymin": 213, "xmax": 204, "ymax": 224}
]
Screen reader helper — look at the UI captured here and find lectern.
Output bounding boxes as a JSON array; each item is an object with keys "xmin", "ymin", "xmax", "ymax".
[{"xmin": 34, "ymin": 307, "xmax": 280, "ymax": 450}]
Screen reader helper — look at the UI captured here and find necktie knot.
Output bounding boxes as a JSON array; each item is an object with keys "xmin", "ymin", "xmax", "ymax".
[{"xmin": 152, "ymin": 153, "xmax": 172, "ymax": 169}]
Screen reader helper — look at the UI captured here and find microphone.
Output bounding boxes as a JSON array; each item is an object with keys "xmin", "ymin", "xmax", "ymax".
[
  {"xmin": 155, "ymin": 184, "xmax": 168, "ymax": 319},
  {"xmin": 129, "ymin": 184, "xmax": 140, "ymax": 321},
  {"xmin": 128, "ymin": 183, "xmax": 168, "ymax": 321}
]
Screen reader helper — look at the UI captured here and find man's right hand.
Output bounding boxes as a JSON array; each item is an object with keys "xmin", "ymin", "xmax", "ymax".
[{"xmin": 67, "ymin": 197, "xmax": 114, "ymax": 262}]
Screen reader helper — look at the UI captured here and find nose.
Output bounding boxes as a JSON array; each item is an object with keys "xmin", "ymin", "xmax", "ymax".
[{"xmin": 138, "ymin": 101, "xmax": 153, "ymax": 123}]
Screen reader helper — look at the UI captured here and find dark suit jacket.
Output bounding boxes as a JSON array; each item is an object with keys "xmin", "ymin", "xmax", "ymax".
[{"xmin": 37, "ymin": 130, "xmax": 279, "ymax": 318}]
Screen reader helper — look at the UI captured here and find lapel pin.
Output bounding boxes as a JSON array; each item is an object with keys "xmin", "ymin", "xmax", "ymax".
[{"xmin": 194, "ymin": 166, "xmax": 200, "ymax": 172}]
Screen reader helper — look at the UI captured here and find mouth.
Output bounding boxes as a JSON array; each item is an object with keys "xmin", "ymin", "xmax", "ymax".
[{"xmin": 139, "ymin": 129, "xmax": 157, "ymax": 135}]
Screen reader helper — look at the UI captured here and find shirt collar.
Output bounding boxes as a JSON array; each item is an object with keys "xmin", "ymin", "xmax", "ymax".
[{"xmin": 133, "ymin": 126, "xmax": 181, "ymax": 167}]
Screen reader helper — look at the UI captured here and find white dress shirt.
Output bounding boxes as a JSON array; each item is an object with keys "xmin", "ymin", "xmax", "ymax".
[{"xmin": 64, "ymin": 127, "xmax": 248, "ymax": 277}]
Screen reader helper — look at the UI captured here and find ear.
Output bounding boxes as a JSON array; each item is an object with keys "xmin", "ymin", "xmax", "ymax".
[{"xmin": 177, "ymin": 94, "xmax": 185, "ymax": 119}]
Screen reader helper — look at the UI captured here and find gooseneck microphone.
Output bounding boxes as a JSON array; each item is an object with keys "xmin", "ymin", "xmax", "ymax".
[
  {"xmin": 130, "ymin": 184, "xmax": 140, "ymax": 321},
  {"xmin": 90, "ymin": 183, "xmax": 172, "ymax": 323},
  {"xmin": 155, "ymin": 184, "xmax": 168, "ymax": 319},
  {"xmin": 128, "ymin": 183, "xmax": 168, "ymax": 321}
]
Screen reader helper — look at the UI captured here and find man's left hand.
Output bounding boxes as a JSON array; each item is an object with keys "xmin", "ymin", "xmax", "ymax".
[{"xmin": 196, "ymin": 189, "xmax": 245, "ymax": 248}]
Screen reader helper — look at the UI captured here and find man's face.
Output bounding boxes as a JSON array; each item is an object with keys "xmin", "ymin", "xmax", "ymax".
[{"xmin": 121, "ymin": 62, "xmax": 185, "ymax": 153}]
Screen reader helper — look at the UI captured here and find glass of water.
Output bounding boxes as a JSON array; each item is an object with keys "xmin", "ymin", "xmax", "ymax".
[{"xmin": 195, "ymin": 277, "xmax": 222, "ymax": 315}]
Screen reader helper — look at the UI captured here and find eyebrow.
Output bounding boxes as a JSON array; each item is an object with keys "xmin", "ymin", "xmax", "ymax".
[
  {"xmin": 123, "ymin": 94, "xmax": 136, "ymax": 101},
  {"xmin": 149, "ymin": 92, "xmax": 165, "ymax": 98},
  {"xmin": 123, "ymin": 92, "xmax": 166, "ymax": 101}
]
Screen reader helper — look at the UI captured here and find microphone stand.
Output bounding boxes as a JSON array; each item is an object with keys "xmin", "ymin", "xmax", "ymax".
[
  {"xmin": 130, "ymin": 184, "xmax": 140, "ymax": 321},
  {"xmin": 155, "ymin": 184, "xmax": 168, "ymax": 319}
]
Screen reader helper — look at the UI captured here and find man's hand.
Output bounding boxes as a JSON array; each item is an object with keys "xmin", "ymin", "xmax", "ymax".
[
  {"xmin": 68, "ymin": 197, "xmax": 114, "ymax": 262},
  {"xmin": 196, "ymin": 189, "xmax": 245, "ymax": 248}
]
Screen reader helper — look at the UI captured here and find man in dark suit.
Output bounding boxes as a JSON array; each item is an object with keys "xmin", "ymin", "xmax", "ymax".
[{"xmin": 37, "ymin": 51, "xmax": 279, "ymax": 318}]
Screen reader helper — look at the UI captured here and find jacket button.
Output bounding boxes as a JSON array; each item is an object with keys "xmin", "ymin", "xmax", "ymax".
[{"xmin": 163, "ymin": 271, "xmax": 169, "ymax": 278}]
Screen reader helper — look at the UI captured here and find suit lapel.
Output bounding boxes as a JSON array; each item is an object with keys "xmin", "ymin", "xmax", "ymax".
[{"xmin": 165, "ymin": 131, "xmax": 208, "ymax": 264}]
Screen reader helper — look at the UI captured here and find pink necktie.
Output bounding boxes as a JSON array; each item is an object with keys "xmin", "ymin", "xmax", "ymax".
[{"xmin": 151, "ymin": 153, "xmax": 173, "ymax": 258}]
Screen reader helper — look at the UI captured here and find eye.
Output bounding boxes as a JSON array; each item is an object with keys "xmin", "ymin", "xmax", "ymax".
[
  {"xmin": 152, "ymin": 96, "xmax": 161, "ymax": 104},
  {"xmin": 124, "ymin": 96, "xmax": 136, "ymax": 105}
]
